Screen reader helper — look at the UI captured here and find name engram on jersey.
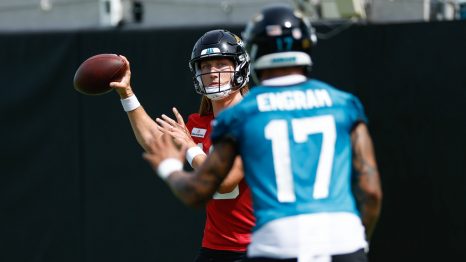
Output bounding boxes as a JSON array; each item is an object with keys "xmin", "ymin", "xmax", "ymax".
[{"xmin": 257, "ymin": 89, "xmax": 333, "ymax": 112}]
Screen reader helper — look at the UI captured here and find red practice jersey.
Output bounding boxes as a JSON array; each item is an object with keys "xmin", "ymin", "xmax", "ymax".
[{"xmin": 186, "ymin": 113, "xmax": 255, "ymax": 252}]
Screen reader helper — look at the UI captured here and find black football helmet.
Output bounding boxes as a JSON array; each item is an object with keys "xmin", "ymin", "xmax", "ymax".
[
  {"xmin": 189, "ymin": 29, "xmax": 250, "ymax": 100},
  {"xmin": 242, "ymin": 4, "xmax": 317, "ymax": 82}
]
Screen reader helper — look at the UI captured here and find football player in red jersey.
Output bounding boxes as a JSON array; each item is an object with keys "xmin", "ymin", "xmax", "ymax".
[{"xmin": 110, "ymin": 29, "xmax": 255, "ymax": 262}]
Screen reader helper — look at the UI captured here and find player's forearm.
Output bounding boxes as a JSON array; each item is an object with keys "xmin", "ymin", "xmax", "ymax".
[
  {"xmin": 189, "ymin": 152, "xmax": 241, "ymax": 194},
  {"xmin": 354, "ymin": 166, "xmax": 382, "ymax": 241},
  {"xmin": 127, "ymin": 107, "xmax": 162, "ymax": 152},
  {"xmin": 359, "ymin": 189, "xmax": 382, "ymax": 241},
  {"xmin": 166, "ymin": 170, "xmax": 219, "ymax": 208},
  {"xmin": 167, "ymin": 143, "xmax": 236, "ymax": 206},
  {"xmin": 351, "ymin": 122, "xmax": 383, "ymax": 240},
  {"xmin": 217, "ymin": 157, "xmax": 243, "ymax": 193},
  {"xmin": 356, "ymin": 166, "xmax": 382, "ymax": 241}
]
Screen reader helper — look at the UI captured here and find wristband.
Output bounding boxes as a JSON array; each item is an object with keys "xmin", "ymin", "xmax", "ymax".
[
  {"xmin": 186, "ymin": 146, "xmax": 207, "ymax": 167},
  {"xmin": 121, "ymin": 95, "xmax": 141, "ymax": 112},
  {"xmin": 157, "ymin": 158, "xmax": 183, "ymax": 180}
]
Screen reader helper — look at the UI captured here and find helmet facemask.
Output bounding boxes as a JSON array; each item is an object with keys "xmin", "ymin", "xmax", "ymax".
[
  {"xmin": 191, "ymin": 54, "xmax": 249, "ymax": 101},
  {"xmin": 195, "ymin": 67, "xmax": 236, "ymax": 101}
]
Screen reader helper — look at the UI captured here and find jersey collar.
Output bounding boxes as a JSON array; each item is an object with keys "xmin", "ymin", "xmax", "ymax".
[{"xmin": 261, "ymin": 74, "xmax": 307, "ymax": 86}]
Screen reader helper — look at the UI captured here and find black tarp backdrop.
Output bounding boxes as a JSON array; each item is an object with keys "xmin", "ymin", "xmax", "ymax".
[{"xmin": 0, "ymin": 21, "xmax": 465, "ymax": 262}]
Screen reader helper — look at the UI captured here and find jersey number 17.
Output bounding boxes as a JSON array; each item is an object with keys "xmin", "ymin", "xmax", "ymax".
[{"xmin": 265, "ymin": 115, "xmax": 336, "ymax": 202}]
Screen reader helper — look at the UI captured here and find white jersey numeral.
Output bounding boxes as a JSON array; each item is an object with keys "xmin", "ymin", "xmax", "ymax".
[
  {"xmin": 265, "ymin": 120, "xmax": 295, "ymax": 202},
  {"xmin": 213, "ymin": 186, "xmax": 240, "ymax": 199},
  {"xmin": 265, "ymin": 115, "xmax": 337, "ymax": 202}
]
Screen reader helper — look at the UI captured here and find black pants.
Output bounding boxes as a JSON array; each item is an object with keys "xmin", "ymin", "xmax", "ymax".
[
  {"xmin": 194, "ymin": 247, "xmax": 247, "ymax": 262},
  {"xmin": 246, "ymin": 248, "xmax": 367, "ymax": 262}
]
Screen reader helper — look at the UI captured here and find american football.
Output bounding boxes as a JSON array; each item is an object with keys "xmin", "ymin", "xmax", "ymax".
[{"xmin": 73, "ymin": 54, "xmax": 127, "ymax": 95}]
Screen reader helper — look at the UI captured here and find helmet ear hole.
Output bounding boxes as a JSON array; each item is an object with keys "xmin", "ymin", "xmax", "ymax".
[{"xmin": 233, "ymin": 73, "xmax": 243, "ymax": 88}]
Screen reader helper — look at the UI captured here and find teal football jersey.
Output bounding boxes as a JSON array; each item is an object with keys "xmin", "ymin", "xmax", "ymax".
[{"xmin": 211, "ymin": 79, "xmax": 367, "ymax": 231}]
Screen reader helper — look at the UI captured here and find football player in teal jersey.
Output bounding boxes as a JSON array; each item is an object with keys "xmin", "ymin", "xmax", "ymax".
[{"xmin": 143, "ymin": 4, "xmax": 382, "ymax": 262}]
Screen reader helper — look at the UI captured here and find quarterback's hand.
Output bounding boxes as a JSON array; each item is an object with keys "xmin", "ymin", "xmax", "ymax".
[
  {"xmin": 156, "ymin": 107, "xmax": 197, "ymax": 148},
  {"xmin": 143, "ymin": 133, "xmax": 187, "ymax": 172},
  {"xmin": 109, "ymin": 55, "xmax": 134, "ymax": 99}
]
